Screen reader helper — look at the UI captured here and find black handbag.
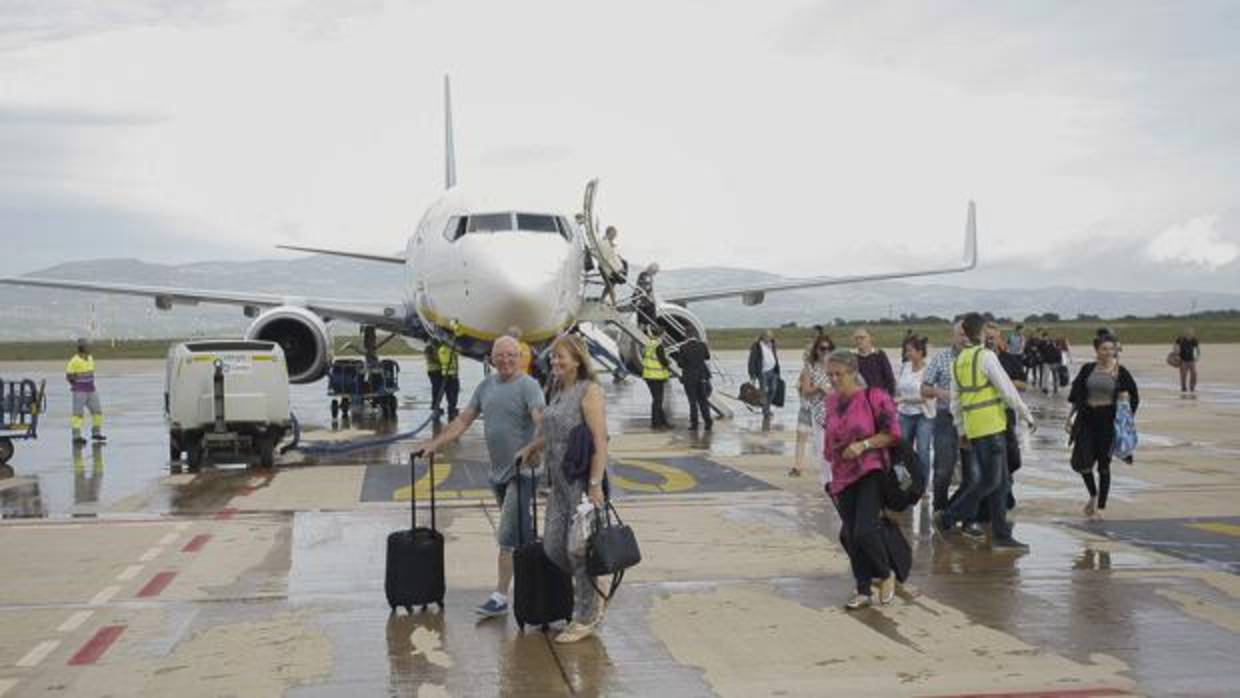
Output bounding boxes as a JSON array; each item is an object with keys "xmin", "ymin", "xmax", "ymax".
[
  {"xmin": 771, "ymin": 376, "xmax": 787, "ymax": 407},
  {"xmin": 586, "ymin": 500, "xmax": 642, "ymax": 600}
]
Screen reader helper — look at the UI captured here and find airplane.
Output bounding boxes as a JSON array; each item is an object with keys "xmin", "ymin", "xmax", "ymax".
[{"xmin": 1, "ymin": 76, "xmax": 978, "ymax": 388}]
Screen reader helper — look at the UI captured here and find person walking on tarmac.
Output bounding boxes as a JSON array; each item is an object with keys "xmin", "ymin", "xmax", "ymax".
[
  {"xmin": 933, "ymin": 312, "xmax": 1036, "ymax": 551},
  {"xmin": 642, "ymin": 326, "xmax": 671, "ymax": 429},
  {"xmin": 676, "ymin": 335, "xmax": 712, "ymax": 431},
  {"xmin": 66, "ymin": 338, "xmax": 106, "ymax": 445},
  {"xmin": 748, "ymin": 330, "xmax": 781, "ymax": 420},
  {"xmin": 437, "ymin": 324, "xmax": 462, "ymax": 421},
  {"xmin": 425, "ymin": 339, "xmax": 444, "ymax": 418}
]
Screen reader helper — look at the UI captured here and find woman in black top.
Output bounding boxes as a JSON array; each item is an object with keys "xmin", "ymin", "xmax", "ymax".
[{"xmin": 1066, "ymin": 334, "xmax": 1139, "ymax": 520}]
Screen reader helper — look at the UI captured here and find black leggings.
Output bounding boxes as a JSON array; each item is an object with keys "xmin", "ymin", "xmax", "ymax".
[
  {"xmin": 836, "ymin": 472, "xmax": 891, "ymax": 595},
  {"xmin": 1082, "ymin": 464, "xmax": 1111, "ymax": 509}
]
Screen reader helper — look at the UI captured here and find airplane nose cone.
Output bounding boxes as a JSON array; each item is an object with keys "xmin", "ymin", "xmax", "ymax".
[{"xmin": 449, "ymin": 234, "xmax": 578, "ymax": 339}]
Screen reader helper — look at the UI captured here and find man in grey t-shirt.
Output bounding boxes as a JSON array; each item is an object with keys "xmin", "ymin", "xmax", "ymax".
[{"xmin": 415, "ymin": 335, "xmax": 545, "ymax": 619}]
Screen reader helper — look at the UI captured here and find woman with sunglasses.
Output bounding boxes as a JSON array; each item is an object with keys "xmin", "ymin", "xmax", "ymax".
[{"xmin": 792, "ymin": 335, "xmax": 834, "ymax": 477}]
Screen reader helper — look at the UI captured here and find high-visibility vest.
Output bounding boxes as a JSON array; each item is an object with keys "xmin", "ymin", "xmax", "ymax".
[
  {"xmin": 424, "ymin": 344, "xmax": 442, "ymax": 373},
  {"xmin": 953, "ymin": 345, "xmax": 1007, "ymax": 439},
  {"xmin": 641, "ymin": 340, "xmax": 669, "ymax": 381},
  {"xmin": 66, "ymin": 354, "xmax": 96, "ymax": 391},
  {"xmin": 437, "ymin": 343, "xmax": 459, "ymax": 377},
  {"xmin": 517, "ymin": 341, "xmax": 533, "ymax": 375}
]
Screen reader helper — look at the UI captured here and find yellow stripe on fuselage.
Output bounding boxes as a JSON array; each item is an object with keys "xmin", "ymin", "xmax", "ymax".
[{"xmin": 416, "ymin": 303, "xmax": 569, "ymax": 344}]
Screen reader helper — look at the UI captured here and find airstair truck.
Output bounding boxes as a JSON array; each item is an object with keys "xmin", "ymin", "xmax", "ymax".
[{"xmin": 166, "ymin": 340, "xmax": 292, "ymax": 470}]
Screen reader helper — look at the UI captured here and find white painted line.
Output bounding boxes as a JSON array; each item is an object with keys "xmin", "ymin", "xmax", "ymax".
[
  {"xmin": 88, "ymin": 586, "xmax": 120, "ymax": 606},
  {"xmin": 138, "ymin": 546, "xmax": 164, "ymax": 562},
  {"xmin": 158, "ymin": 533, "xmax": 178, "ymax": 546},
  {"xmin": 174, "ymin": 521, "xmax": 191, "ymax": 532},
  {"xmin": 15, "ymin": 640, "xmax": 60, "ymax": 667},
  {"xmin": 116, "ymin": 565, "xmax": 144, "ymax": 581},
  {"xmin": 0, "ymin": 678, "xmax": 18, "ymax": 696},
  {"xmin": 57, "ymin": 610, "xmax": 94, "ymax": 633}
]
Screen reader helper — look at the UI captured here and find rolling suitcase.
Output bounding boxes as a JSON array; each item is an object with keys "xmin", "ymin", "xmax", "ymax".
[
  {"xmin": 512, "ymin": 460, "xmax": 574, "ymax": 631},
  {"xmin": 384, "ymin": 452, "xmax": 445, "ymax": 613}
]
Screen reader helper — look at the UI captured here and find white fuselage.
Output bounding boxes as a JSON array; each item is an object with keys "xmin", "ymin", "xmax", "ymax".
[{"xmin": 403, "ymin": 186, "xmax": 585, "ymax": 354}]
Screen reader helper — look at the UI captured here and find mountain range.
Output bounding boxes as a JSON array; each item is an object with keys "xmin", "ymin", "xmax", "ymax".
[{"xmin": 1, "ymin": 257, "xmax": 1237, "ymax": 340}]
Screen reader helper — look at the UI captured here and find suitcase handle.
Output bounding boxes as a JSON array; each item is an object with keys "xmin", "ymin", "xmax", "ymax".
[
  {"xmin": 409, "ymin": 451, "xmax": 437, "ymax": 532},
  {"xmin": 516, "ymin": 456, "xmax": 537, "ymax": 543}
]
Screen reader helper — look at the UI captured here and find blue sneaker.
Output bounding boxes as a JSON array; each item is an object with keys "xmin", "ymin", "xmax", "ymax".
[{"xmin": 475, "ymin": 597, "xmax": 509, "ymax": 618}]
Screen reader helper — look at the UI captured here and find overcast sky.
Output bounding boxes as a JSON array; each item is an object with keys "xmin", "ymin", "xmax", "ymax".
[{"xmin": 2, "ymin": 0, "xmax": 1238, "ymax": 293}]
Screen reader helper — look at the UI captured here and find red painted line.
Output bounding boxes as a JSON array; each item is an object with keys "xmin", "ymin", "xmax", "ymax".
[
  {"xmin": 213, "ymin": 507, "xmax": 238, "ymax": 520},
  {"xmin": 922, "ymin": 689, "xmax": 1130, "ymax": 698},
  {"xmin": 181, "ymin": 534, "xmax": 211, "ymax": 553},
  {"xmin": 136, "ymin": 571, "xmax": 177, "ymax": 598},
  {"xmin": 67, "ymin": 625, "xmax": 126, "ymax": 665}
]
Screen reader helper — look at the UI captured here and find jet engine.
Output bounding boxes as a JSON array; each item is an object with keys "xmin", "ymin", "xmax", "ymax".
[
  {"xmin": 245, "ymin": 306, "xmax": 332, "ymax": 383},
  {"xmin": 615, "ymin": 302, "xmax": 708, "ymax": 374}
]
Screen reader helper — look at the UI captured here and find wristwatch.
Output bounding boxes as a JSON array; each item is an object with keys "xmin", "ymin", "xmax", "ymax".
[
  {"xmin": 861, "ymin": 439, "xmax": 871, "ymax": 451},
  {"xmin": 589, "ymin": 479, "xmax": 603, "ymax": 487}
]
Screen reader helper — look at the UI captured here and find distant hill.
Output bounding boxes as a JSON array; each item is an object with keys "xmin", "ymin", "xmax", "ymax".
[{"xmin": 1, "ymin": 257, "xmax": 1237, "ymax": 340}]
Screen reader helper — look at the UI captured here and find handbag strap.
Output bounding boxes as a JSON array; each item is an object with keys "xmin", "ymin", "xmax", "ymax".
[{"xmin": 590, "ymin": 568, "xmax": 625, "ymax": 602}]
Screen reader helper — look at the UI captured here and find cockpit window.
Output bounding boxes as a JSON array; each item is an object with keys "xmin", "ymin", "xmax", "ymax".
[
  {"xmin": 443, "ymin": 216, "xmax": 467, "ymax": 242},
  {"xmin": 468, "ymin": 212, "xmax": 514, "ymax": 233},
  {"xmin": 516, "ymin": 213, "xmax": 559, "ymax": 234}
]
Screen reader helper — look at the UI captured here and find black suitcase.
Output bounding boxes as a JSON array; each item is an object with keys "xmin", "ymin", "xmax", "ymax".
[
  {"xmin": 385, "ymin": 452, "xmax": 445, "ymax": 613},
  {"xmin": 512, "ymin": 461, "xmax": 574, "ymax": 631}
]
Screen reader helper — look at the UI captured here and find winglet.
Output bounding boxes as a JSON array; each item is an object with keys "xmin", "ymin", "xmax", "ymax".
[
  {"xmin": 444, "ymin": 74, "xmax": 457, "ymax": 189},
  {"xmin": 963, "ymin": 200, "xmax": 978, "ymax": 269}
]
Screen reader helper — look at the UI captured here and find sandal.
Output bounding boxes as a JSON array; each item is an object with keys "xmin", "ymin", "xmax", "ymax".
[
  {"xmin": 555, "ymin": 621, "xmax": 596, "ymax": 644},
  {"xmin": 878, "ymin": 573, "xmax": 897, "ymax": 605},
  {"xmin": 787, "ymin": 467, "xmax": 802, "ymax": 477}
]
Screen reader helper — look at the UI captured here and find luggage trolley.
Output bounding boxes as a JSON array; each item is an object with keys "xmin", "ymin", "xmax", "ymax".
[
  {"xmin": 0, "ymin": 378, "xmax": 47, "ymax": 464},
  {"xmin": 327, "ymin": 358, "xmax": 401, "ymax": 420}
]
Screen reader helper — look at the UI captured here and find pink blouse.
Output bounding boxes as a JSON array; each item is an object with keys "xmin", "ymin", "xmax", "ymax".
[{"xmin": 824, "ymin": 387, "xmax": 901, "ymax": 497}]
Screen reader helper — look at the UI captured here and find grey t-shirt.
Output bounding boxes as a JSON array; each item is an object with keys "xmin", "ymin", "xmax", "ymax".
[{"xmin": 467, "ymin": 373, "xmax": 546, "ymax": 485}]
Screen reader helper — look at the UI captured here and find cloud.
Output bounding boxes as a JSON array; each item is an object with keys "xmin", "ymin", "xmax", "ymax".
[
  {"xmin": 1144, "ymin": 214, "xmax": 1240, "ymax": 269},
  {"xmin": 0, "ymin": 0, "xmax": 236, "ymax": 50},
  {"xmin": 0, "ymin": 103, "xmax": 168, "ymax": 127}
]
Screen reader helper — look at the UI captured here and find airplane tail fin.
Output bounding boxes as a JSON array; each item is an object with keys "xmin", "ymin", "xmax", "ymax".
[
  {"xmin": 444, "ymin": 74, "xmax": 457, "ymax": 189},
  {"xmin": 963, "ymin": 201, "xmax": 978, "ymax": 269}
]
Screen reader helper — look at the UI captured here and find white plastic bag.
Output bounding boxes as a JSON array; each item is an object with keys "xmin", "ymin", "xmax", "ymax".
[{"xmin": 568, "ymin": 494, "xmax": 597, "ymax": 558}]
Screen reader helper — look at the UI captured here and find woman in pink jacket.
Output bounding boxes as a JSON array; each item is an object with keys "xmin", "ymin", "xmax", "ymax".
[{"xmin": 824, "ymin": 350, "xmax": 902, "ymax": 609}]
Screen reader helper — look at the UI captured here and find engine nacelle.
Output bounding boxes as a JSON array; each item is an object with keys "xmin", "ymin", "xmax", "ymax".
[
  {"xmin": 245, "ymin": 306, "xmax": 332, "ymax": 383},
  {"xmin": 655, "ymin": 302, "xmax": 707, "ymax": 345}
]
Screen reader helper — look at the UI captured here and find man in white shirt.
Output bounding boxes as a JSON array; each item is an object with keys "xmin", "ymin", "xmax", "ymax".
[{"xmin": 747, "ymin": 330, "xmax": 781, "ymax": 419}]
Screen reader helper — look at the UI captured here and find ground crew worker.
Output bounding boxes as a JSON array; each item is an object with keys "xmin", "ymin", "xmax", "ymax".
[
  {"xmin": 642, "ymin": 326, "xmax": 671, "ymax": 429},
  {"xmin": 425, "ymin": 339, "xmax": 444, "ymax": 418},
  {"xmin": 507, "ymin": 326, "xmax": 534, "ymax": 376},
  {"xmin": 934, "ymin": 312, "xmax": 1035, "ymax": 551},
  {"xmin": 66, "ymin": 338, "xmax": 106, "ymax": 445},
  {"xmin": 437, "ymin": 325, "xmax": 462, "ymax": 421}
]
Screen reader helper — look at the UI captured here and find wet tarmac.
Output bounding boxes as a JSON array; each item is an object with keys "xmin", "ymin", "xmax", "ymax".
[{"xmin": 1, "ymin": 345, "xmax": 1238, "ymax": 696}]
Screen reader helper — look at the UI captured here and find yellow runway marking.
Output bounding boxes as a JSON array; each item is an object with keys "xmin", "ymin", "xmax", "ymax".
[
  {"xmin": 608, "ymin": 459, "xmax": 697, "ymax": 494},
  {"xmin": 1186, "ymin": 521, "xmax": 1240, "ymax": 537}
]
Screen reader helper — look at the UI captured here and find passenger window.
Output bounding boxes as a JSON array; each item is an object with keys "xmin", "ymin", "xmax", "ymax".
[{"xmin": 467, "ymin": 213, "xmax": 514, "ymax": 233}]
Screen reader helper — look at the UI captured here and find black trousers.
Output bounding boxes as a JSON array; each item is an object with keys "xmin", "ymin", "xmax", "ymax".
[
  {"xmin": 443, "ymin": 375, "xmax": 460, "ymax": 417},
  {"xmin": 684, "ymin": 379, "xmax": 712, "ymax": 427},
  {"xmin": 645, "ymin": 379, "xmax": 668, "ymax": 427},
  {"xmin": 836, "ymin": 471, "xmax": 891, "ymax": 595},
  {"xmin": 429, "ymin": 372, "xmax": 444, "ymax": 412}
]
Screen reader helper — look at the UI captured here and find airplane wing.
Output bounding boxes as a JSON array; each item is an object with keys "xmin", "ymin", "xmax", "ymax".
[
  {"xmin": 663, "ymin": 202, "xmax": 979, "ymax": 306},
  {"xmin": 0, "ymin": 277, "xmax": 407, "ymax": 330},
  {"xmin": 275, "ymin": 245, "xmax": 406, "ymax": 264}
]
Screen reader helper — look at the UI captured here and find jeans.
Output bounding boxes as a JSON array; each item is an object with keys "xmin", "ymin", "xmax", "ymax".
[
  {"xmin": 944, "ymin": 433, "xmax": 1012, "ymax": 540},
  {"xmin": 684, "ymin": 378, "xmax": 712, "ymax": 427},
  {"xmin": 899, "ymin": 412, "xmax": 934, "ymax": 485},
  {"xmin": 759, "ymin": 369, "xmax": 779, "ymax": 417},
  {"xmin": 491, "ymin": 474, "xmax": 534, "ymax": 551},
  {"xmin": 931, "ymin": 410, "xmax": 959, "ymax": 511}
]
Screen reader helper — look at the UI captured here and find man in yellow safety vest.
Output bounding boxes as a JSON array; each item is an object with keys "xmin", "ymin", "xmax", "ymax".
[
  {"xmin": 65, "ymin": 338, "xmax": 106, "ymax": 445},
  {"xmin": 933, "ymin": 312, "xmax": 1035, "ymax": 551},
  {"xmin": 641, "ymin": 326, "xmax": 671, "ymax": 429},
  {"xmin": 436, "ymin": 323, "xmax": 462, "ymax": 421}
]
